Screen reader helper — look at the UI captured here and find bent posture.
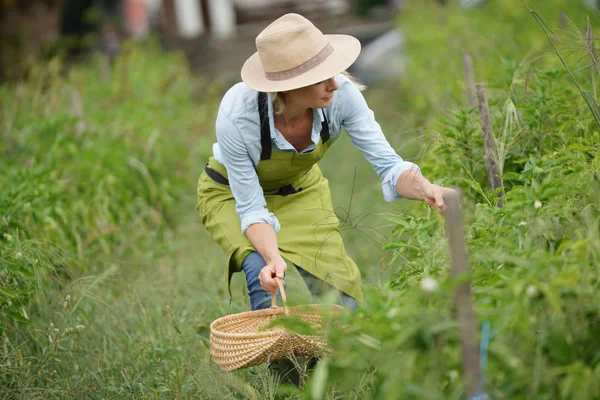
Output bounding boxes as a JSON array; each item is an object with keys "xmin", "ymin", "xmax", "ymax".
[{"xmin": 197, "ymin": 13, "xmax": 449, "ymax": 312}]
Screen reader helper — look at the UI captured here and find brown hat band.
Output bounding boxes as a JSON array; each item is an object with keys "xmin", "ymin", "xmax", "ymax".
[{"xmin": 264, "ymin": 43, "xmax": 334, "ymax": 82}]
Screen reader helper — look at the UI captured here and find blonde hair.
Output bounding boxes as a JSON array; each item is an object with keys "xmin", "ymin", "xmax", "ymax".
[{"xmin": 269, "ymin": 71, "xmax": 366, "ymax": 117}]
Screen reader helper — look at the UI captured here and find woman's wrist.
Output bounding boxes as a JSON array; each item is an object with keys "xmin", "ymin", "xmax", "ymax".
[
  {"xmin": 418, "ymin": 179, "xmax": 434, "ymax": 202},
  {"xmin": 396, "ymin": 169, "xmax": 430, "ymax": 201},
  {"xmin": 264, "ymin": 253, "xmax": 284, "ymax": 264}
]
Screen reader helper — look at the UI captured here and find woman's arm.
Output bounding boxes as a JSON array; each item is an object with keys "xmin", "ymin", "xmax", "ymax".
[
  {"xmin": 245, "ymin": 223, "xmax": 287, "ymax": 292},
  {"xmin": 337, "ymin": 77, "xmax": 450, "ymax": 210},
  {"xmin": 337, "ymin": 78, "xmax": 420, "ymax": 202},
  {"xmin": 216, "ymin": 112, "xmax": 286, "ymax": 292},
  {"xmin": 395, "ymin": 168, "xmax": 449, "ymax": 211}
]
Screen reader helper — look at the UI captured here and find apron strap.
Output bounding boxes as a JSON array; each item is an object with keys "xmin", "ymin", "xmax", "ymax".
[
  {"xmin": 257, "ymin": 92, "xmax": 330, "ymax": 161},
  {"xmin": 258, "ymin": 92, "xmax": 272, "ymax": 160},
  {"xmin": 320, "ymin": 110, "xmax": 330, "ymax": 143}
]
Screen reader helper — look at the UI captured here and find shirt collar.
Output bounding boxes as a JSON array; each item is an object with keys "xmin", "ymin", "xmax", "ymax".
[{"xmin": 267, "ymin": 95, "xmax": 326, "ymax": 148}]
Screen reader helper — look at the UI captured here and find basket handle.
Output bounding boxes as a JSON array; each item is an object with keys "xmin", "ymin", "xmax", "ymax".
[{"xmin": 270, "ymin": 278, "xmax": 289, "ymax": 315}]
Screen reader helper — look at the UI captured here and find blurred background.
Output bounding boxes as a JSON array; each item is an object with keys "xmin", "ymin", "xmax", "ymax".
[
  {"xmin": 1, "ymin": 1, "xmax": 599, "ymax": 399},
  {"xmin": 3, "ymin": 0, "xmax": 600, "ymax": 83},
  {"xmin": 1, "ymin": 0, "xmax": 411, "ymax": 84}
]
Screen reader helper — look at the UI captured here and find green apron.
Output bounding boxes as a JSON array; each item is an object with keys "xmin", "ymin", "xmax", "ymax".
[{"xmin": 196, "ymin": 92, "xmax": 363, "ymax": 301}]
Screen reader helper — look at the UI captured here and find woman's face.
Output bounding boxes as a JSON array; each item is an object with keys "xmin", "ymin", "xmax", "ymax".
[{"xmin": 283, "ymin": 77, "xmax": 339, "ymax": 109}]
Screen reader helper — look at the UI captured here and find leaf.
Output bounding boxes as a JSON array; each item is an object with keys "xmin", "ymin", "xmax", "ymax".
[
  {"xmin": 357, "ymin": 333, "xmax": 382, "ymax": 350},
  {"xmin": 460, "ymin": 177, "xmax": 488, "ymax": 202},
  {"xmin": 7, "ymin": 310, "xmax": 31, "ymax": 324},
  {"xmin": 21, "ymin": 306, "xmax": 29, "ymax": 320},
  {"xmin": 78, "ymin": 307, "xmax": 92, "ymax": 325},
  {"xmin": 540, "ymin": 284, "xmax": 563, "ymax": 314},
  {"xmin": 310, "ymin": 356, "xmax": 329, "ymax": 400},
  {"xmin": 0, "ymin": 287, "xmax": 16, "ymax": 299}
]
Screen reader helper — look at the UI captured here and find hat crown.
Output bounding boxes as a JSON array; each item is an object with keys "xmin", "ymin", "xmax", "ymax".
[{"xmin": 255, "ymin": 13, "xmax": 329, "ymax": 74}]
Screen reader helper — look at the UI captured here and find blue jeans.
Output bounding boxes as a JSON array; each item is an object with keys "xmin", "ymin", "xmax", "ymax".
[{"xmin": 241, "ymin": 252, "xmax": 357, "ymax": 311}]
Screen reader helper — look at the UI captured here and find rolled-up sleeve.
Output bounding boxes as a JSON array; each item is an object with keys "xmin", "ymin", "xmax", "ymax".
[
  {"xmin": 381, "ymin": 161, "xmax": 421, "ymax": 202},
  {"xmin": 338, "ymin": 81, "xmax": 420, "ymax": 202},
  {"xmin": 216, "ymin": 113, "xmax": 281, "ymax": 233}
]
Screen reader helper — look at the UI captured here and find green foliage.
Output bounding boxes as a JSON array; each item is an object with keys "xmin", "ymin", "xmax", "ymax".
[
  {"xmin": 0, "ymin": 41, "xmax": 215, "ymax": 333},
  {"xmin": 314, "ymin": 1, "xmax": 600, "ymax": 398},
  {"xmin": 394, "ymin": 0, "xmax": 590, "ymax": 127}
]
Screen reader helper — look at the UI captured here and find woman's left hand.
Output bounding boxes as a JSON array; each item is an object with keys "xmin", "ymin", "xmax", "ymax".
[
  {"xmin": 422, "ymin": 182, "xmax": 455, "ymax": 212},
  {"xmin": 395, "ymin": 169, "xmax": 456, "ymax": 212}
]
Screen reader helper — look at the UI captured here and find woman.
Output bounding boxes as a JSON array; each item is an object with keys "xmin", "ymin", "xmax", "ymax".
[{"xmin": 197, "ymin": 13, "xmax": 448, "ymax": 312}]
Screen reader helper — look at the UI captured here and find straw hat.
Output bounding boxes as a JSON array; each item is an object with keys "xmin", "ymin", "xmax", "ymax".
[{"xmin": 241, "ymin": 13, "xmax": 361, "ymax": 92}]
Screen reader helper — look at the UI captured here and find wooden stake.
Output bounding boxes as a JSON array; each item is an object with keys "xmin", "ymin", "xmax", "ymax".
[
  {"xmin": 443, "ymin": 189, "xmax": 480, "ymax": 398},
  {"xmin": 475, "ymin": 83, "xmax": 504, "ymax": 207},
  {"xmin": 463, "ymin": 53, "xmax": 477, "ymax": 109}
]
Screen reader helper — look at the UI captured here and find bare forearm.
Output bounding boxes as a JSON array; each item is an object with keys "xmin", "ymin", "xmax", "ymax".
[
  {"xmin": 246, "ymin": 222, "xmax": 287, "ymax": 292},
  {"xmin": 396, "ymin": 168, "xmax": 453, "ymax": 211},
  {"xmin": 245, "ymin": 223, "xmax": 283, "ymax": 263},
  {"xmin": 395, "ymin": 168, "xmax": 430, "ymax": 200}
]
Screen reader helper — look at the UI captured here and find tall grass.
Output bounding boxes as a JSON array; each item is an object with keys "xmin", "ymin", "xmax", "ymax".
[{"xmin": 0, "ymin": 40, "xmax": 225, "ymax": 398}]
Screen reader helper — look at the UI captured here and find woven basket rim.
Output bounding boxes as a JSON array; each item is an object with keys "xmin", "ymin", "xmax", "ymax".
[{"xmin": 210, "ymin": 303, "xmax": 345, "ymax": 339}]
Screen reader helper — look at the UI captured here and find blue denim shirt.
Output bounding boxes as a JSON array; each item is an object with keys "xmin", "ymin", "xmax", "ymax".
[{"xmin": 213, "ymin": 74, "xmax": 420, "ymax": 233}]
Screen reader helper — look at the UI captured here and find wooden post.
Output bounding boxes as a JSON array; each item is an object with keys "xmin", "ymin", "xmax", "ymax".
[
  {"xmin": 463, "ymin": 53, "xmax": 477, "ymax": 109},
  {"xmin": 475, "ymin": 83, "xmax": 504, "ymax": 207},
  {"xmin": 443, "ymin": 189, "xmax": 480, "ymax": 398}
]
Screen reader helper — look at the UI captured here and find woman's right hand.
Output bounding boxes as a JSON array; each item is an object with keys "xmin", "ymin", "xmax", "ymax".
[{"xmin": 258, "ymin": 256, "xmax": 287, "ymax": 292}]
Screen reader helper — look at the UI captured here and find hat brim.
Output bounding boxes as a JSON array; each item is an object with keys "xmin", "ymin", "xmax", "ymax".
[{"xmin": 241, "ymin": 34, "xmax": 361, "ymax": 92}]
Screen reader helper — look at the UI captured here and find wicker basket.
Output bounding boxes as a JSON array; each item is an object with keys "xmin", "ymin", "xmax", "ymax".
[{"xmin": 210, "ymin": 278, "xmax": 344, "ymax": 372}]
